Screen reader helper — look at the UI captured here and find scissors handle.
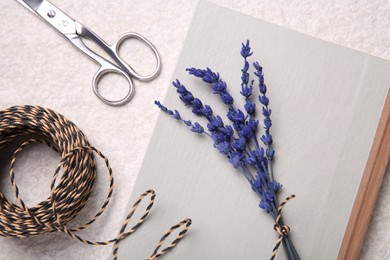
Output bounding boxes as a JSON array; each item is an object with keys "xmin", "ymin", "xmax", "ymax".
[
  {"xmin": 92, "ymin": 66, "xmax": 135, "ymax": 106},
  {"xmin": 112, "ymin": 32, "xmax": 162, "ymax": 81},
  {"xmin": 67, "ymin": 22, "xmax": 161, "ymax": 106}
]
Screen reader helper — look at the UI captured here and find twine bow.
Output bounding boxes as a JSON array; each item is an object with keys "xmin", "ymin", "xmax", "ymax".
[{"xmin": 270, "ymin": 194, "xmax": 296, "ymax": 260}]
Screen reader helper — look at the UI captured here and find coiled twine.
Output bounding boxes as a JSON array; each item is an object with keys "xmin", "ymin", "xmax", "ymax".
[{"xmin": 0, "ymin": 105, "xmax": 191, "ymax": 259}]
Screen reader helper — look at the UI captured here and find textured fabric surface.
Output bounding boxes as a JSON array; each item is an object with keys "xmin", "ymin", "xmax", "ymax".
[{"xmin": 0, "ymin": 0, "xmax": 389, "ymax": 259}]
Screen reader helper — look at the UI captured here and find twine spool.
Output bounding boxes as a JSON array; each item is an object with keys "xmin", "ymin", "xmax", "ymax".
[{"xmin": 0, "ymin": 105, "xmax": 191, "ymax": 259}]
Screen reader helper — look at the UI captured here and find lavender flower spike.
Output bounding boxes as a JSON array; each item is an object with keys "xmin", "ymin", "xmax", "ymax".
[
  {"xmin": 154, "ymin": 101, "xmax": 208, "ymax": 137},
  {"xmin": 186, "ymin": 67, "xmax": 234, "ymax": 106}
]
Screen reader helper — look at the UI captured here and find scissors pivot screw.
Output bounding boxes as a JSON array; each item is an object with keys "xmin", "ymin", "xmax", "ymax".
[{"xmin": 47, "ymin": 9, "xmax": 56, "ymax": 18}]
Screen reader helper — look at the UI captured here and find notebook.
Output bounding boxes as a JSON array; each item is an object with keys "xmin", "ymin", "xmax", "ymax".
[{"xmin": 115, "ymin": 1, "xmax": 390, "ymax": 259}]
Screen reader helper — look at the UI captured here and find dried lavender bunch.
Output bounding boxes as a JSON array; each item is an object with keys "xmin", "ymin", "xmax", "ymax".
[{"xmin": 155, "ymin": 40, "xmax": 300, "ymax": 260}]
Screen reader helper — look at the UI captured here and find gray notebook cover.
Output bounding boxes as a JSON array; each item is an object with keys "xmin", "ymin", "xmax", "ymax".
[{"xmin": 115, "ymin": 1, "xmax": 390, "ymax": 259}]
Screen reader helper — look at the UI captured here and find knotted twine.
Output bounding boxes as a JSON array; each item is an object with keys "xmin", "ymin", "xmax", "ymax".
[
  {"xmin": 270, "ymin": 194, "xmax": 296, "ymax": 260},
  {"xmin": 0, "ymin": 105, "xmax": 191, "ymax": 259}
]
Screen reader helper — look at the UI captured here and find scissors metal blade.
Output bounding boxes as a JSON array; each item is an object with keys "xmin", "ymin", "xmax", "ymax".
[
  {"xmin": 18, "ymin": 0, "xmax": 43, "ymax": 13},
  {"xmin": 17, "ymin": 0, "xmax": 77, "ymax": 35}
]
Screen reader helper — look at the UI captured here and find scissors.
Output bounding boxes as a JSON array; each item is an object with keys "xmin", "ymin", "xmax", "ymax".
[{"xmin": 17, "ymin": 0, "xmax": 161, "ymax": 106}]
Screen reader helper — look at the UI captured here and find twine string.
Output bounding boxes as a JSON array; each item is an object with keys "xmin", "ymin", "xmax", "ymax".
[
  {"xmin": 0, "ymin": 105, "xmax": 191, "ymax": 259},
  {"xmin": 270, "ymin": 194, "xmax": 296, "ymax": 260},
  {"xmin": 148, "ymin": 218, "xmax": 192, "ymax": 260}
]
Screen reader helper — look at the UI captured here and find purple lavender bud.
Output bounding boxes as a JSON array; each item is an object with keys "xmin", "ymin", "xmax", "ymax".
[
  {"xmin": 211, "ymin": 132, "xmax": 229, "ymax": 144},
  {"xmin": 249, "ymin": 118, "xmax": 259, "ymax": 132},
  {"xmin": 154, "ymin": 101, "xmax": 168, "ymax": 112},
  {"xmin": 240, "ymin": 85, "xmax": 253, "ymax": 98},
  {"xmin": 202, "ymin": 74, "xmax": 213, "ymax": 83},
  {"xmin": 221, "ymin": 92, "xmax": 234, "ymax": 105},
  {"xmin": 215, "ymin": 141, "xmax": 230, "ymax": 154},
  {"xmin": 212, "ymin": 81, "xmax": 227, "ymax": 92},
  {"xmin": 211, "ymin": 115, "xmax": 224, "ymax": 128},
  {"xmin": 266, "ymin": 148, "xmax": 275, "ymax": 160},
  {"xmin": 173, "ymin": 110, "xmax": 181, "ymax": 120},
  {"xmin": 261, "ymin": 134, "xmax": 273, "ymax": 145},
  {"xmin": 240, "ymin": 124, "xmax": 253, "ymax": 138},
  {"xmin": 184, "ymin": 120, "xmax": 192, "ymax": 126},
  {"xmin": 200, "ymin": 105, "xmax": 213, "ymax": 117},
  {"xmin": 252, "ymin": 148, "xmax": 265, "ymax": 160},
  {"xmin": 176, "ymin": 86, "xmax": 187, "ymax": 94},
  {"xmin": 252, "ymin": 177, "xmax": 262, "ymax": 191},
  {"xmin": 262, "ymin": 107, "xmax": 271, "ymax": 117},
  {"xmin": 180, "ymin": 93, "xmax": 194, "ymax": 106},
  {"xmin": 264, "ymin": 118, "xmax": 272, "ymax": 129},
  {"xmin": 225, "ymin": 109, "xmax": 235, "ymax": 122},
  {"xmin": 173, "ymin": 80, "xmax": 186, "ymax": 93},
  {"xmin": 259, "ymin": 75, "xmax": 265, "ymax": 85},
  {"xmin": 196, "ymin": 71, "xmax": 205, "ymax": 77},
  {"xmin": 192, "ymin": 98, "xmax": 203, "ymax": 108},
  {"xmin": 244, "ymin": 99, "xmax": 256, "ymax": 114},
  {"xmin": 172, "ymin": 79, "xmax": 181, "ymax": 88},
  {"xmin": 264, "ymin": 190, "xmax": 274, "ymax": 202},
  {"xmin": 186, "ymin": 67, "xmax": 197, "ymax": 75},
  {"xmin": 241, "ymin": 73, "xmax": 249, "ymax": 85},
  {"xmin": 244, "ymin": 155, "xmax": 257, "ymax": 166},
  {"xmin": 224, "ymin": 125, "xmax": 234, "ymax": 137},
  {"xmin": 227, "ymin": 109, "xmax": 246, "ymax": 124},
  {"xmin": 232, "ymin": 136, "xmax": 246, "ymax": 151},
  {"xmin": 191, "ymin": 122, "xmax": 204, "ymax": 133},
  {"xmin": 253, "ymin": 61, "xmax": 262, "ymax": 73},
  {"xmin": 203, "ymin": 68, "xmax": 220, "ymax": 83},
  {"xmin": 229, "ymin": 157, "xmax": 240, "ymax": 168},
  {"xmin": 242, "ymin": 60, "xmax": 249, "ymax": 73},
  {"xmin": 259, "ymin": 95, "xmax": 269, "ymax": 106},
  {"xmin": 228, "ymin": 152, "xmax": 242, "ymax": 168},
  {"xmin": 259, "ymin": 83, "xmax": 267, "ymax": 94},
  {"xmin": 240, "ymin": 40, "xmax": 253, "ymax": 58},
  {"xmin": 207, "ymin": 68, "xmax": 219, "ymax": 78},
  {"xmin": 192, "ymin": 108, "xmax": 202, "ymax": 115},
  {"xmin": 262, "ymin": 156, "xmax": 269, "ymax": 168},
  {"xmin": 191, "ymin": 98, "xmax": 204, "ymax": 115},
  {"xmin": 207, "ymin": 117, "xmax": 224, "ymax": 133},
  {"xmin": 259, "ymin": 200, "xmax": 271, "ymax": 213},
  {"xmin": 249, "ymin": 117, "xmax": 259, "ymax": 126},
  {"xmin": 207, "ymin": 123, "xmax": 216, "ymax": 132},
  {"xmin": 270, "ymin": 180, "xmax": 282, "ymax": 192}
]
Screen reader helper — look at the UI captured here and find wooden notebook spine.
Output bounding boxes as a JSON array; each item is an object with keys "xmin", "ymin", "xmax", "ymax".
[{"xmin": 338, "ymin": 90, "xmax": 390, "ymax": 259}]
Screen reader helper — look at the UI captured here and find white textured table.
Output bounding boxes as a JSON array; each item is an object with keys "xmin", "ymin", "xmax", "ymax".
[{"xmin": 0, "ymin": 0, "xmax": 389, "ymax": 259}]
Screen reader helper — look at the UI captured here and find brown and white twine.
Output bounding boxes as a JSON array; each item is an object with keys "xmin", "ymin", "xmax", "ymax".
[
  {"xmin": 0, "ymin": 105, "xmax": 191, "ymax": 259},
  {"xmin": 270, "ymin": 194, "xmax": 296, "ymax": 260}
]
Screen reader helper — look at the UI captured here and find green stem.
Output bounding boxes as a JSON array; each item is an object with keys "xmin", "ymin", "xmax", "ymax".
[
  {"xmin": 266, "ymin": 145, "xmax": 275, "ymax": 182},
  {"xmin": 270, "ymin": 204, "xmax": 295, "ymax": 260},
  {"xmin": 272, "ymin": 197, "xmax": 300, "ymax": 260}
]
